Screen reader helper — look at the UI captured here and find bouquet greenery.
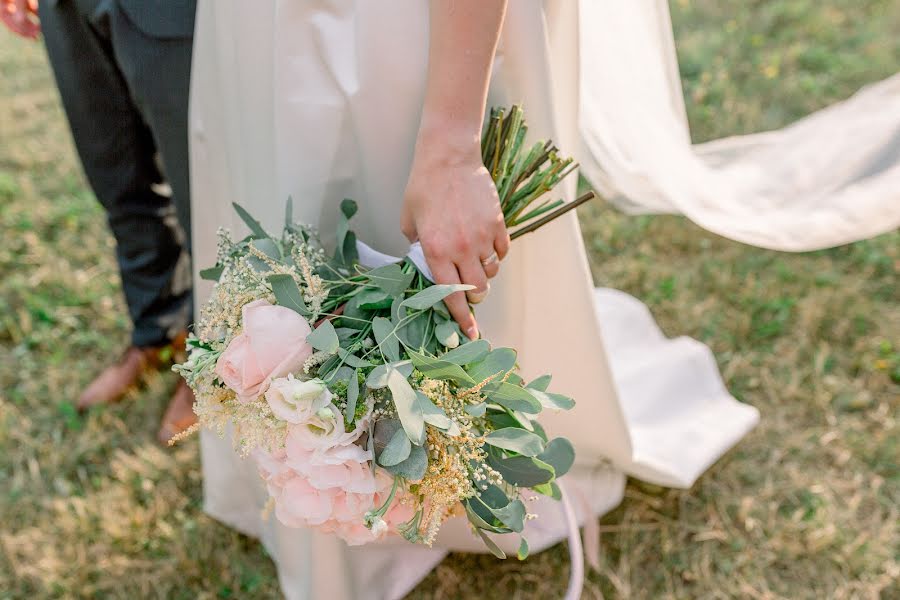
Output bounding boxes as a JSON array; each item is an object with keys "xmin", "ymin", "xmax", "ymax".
[{"xmin": 175, "ymin": 106, "xmax": 594, "ymax": 557}]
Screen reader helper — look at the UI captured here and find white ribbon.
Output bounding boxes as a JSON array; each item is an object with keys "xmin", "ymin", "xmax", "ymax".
[
  {"xmin": 355, "ymin": 239, "xmax": 434, "ymax": 282},
  {"xmin": 557, "ymin": 480, "xmax": 585, "ymax": 600}
]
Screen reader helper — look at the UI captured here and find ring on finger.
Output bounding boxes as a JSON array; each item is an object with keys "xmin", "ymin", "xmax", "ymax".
[{"xmin": 481, "ymin": 252, "xmax": 499, "ymax": 268}]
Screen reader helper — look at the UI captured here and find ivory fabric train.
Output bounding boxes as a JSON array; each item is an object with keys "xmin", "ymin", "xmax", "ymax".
[
  {"xmin": 577, "ymin": 0, "xmax": 900, "ymax": 250},
  {"xmin": 185, "ymin": 0, "xmax": 900, "ymax": 597}
]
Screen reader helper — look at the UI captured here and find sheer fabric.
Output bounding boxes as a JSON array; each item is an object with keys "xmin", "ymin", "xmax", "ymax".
[{"xmin": 578, "ymin": 0, "xmax": 900, "ymax": 251}]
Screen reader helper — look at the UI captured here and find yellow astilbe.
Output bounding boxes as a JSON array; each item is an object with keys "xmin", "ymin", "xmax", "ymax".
[
  {"xmin": 458, "ymin": 371, "xmax": 502, "ymax": 400},
  {"xmin": 416, "ymin": 428, "xmax": 475, "ymax": 545},
  {"xmin": 408, "ymin": 378, "xmax": 499, "ymax": 545},
  {"xmin": 191, "ymin": 386, "xmax": 238, "ymax": 438},
  {"xmin": 197, "ymin": 257, "xmax": 275, "ymax": 344},
  {"xmin": 297, "ymin": 253, "xmax": 327, "ymax": 316}
]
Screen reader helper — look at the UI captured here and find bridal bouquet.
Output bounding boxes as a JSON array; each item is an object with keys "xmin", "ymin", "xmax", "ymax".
[{"xmin": 175, "ymin": 106, "xmax": 594, "ymax": 557}]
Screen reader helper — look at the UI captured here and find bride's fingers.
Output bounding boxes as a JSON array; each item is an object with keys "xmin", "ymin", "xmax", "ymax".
[
  {"xmin": 429, "ymin": 260, "xmax": 478, "ymax": 340},
  {"xmin": 458, "ymin": 259, "xmax": 489, "ymax": 305},
  {"xmin": 494, "ymin": 228, "xmax": 511, "ymax": 261}
]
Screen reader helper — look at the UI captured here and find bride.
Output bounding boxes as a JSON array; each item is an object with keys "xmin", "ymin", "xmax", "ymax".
[{"xmin": 188, "ymin": 1, "xmax": 897, "ymax": 599}]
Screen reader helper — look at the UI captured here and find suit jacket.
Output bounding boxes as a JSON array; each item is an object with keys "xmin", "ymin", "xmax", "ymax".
[
  {"xmin": 118, "ymin": 0, "xmax": 196, "ymax": 38},
  {"xmin": 45, "ymin": 0, "xmax": 196, "ymax": 39}
]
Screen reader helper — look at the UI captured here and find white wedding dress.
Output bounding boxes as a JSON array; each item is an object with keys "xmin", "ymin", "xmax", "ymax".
[{"xmin": 188, "ymin": 2, "xmax": 898, "ymax": 599}]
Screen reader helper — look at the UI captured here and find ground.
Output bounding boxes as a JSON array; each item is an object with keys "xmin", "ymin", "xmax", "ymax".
[{"xmin": 0, "ymin": 1, "xmax": 897, "ymax": 598}]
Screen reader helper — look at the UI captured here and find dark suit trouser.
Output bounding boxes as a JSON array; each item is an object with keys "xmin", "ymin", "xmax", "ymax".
[{"xmin": 39, "ymin": 0, "xmax": 193, "ymax": 347}]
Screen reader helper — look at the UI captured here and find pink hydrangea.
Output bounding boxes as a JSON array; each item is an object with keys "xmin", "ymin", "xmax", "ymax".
[{"xmin": 253, "ymin": 404, "xmax": 413, "ymax": 546}]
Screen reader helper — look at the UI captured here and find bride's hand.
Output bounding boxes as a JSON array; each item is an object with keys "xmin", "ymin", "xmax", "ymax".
[{"xmin": 401, "ymin": 120, "xmax": 510, "ymax": 340}]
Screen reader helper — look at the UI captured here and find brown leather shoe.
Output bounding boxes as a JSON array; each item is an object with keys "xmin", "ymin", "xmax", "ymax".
[
  {"xmin": 157, "ymin": 380, "xmax": 198, "ymax": 446},
  {"xmin": 76, "ymin": 334, "xmax": 188, "ymax": 413}
]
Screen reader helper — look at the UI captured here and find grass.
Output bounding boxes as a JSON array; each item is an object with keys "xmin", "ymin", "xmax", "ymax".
[{"xmin": 1, "ymin": 1, "xmax": 898, "ymax": 598}]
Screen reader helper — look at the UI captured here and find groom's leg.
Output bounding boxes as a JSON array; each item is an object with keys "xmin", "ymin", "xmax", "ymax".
[
  {"xmin": 104, "ymin": 5, "xmax": 198, "ymax": 444},
  {"xmin": 107, "ymin": 4, "xmax": 194, "ymax": 261},
  {"xmin": 39, "ymin": 0, "xmax": 193, "ymax": 349}
]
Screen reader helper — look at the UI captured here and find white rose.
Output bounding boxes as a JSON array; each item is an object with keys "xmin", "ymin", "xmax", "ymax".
[
  {"xmin": 288, "ymin": 404, "xmax": 352, "ymax": 450},
  {"xmin": 265, "ymin": 375, "xmax": 332, "ymax": 424},
  {"xmin": 304, "ymin": 405, "xmax": 341, "ymax": 438}
]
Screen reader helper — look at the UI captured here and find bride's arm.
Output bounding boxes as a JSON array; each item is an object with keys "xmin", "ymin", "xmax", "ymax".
[{"xmin": 401, "ymin": 0, "xmax": 509, "ymax": 340}]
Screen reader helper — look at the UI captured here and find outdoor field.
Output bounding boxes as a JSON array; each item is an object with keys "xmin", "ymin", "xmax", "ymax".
[{"xmin": 0, "ymin": 1, "xmax": 897, "ymax": 598}]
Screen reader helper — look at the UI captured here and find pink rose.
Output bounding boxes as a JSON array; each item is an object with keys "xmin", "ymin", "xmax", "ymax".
[
  {"xmin": 276, "ymin": 477, "xmax": 337, "ymax": 526},
  {"xmin": 284, "ymin": 433, "xmax": 376, "ymax": 494},
  {"xmin": 252, "ymin": 402, "xmax": 414, "ymax": 546},
  {"xmin": 215, "ymin": 299, "xmax": 313, "ymax": 402}
]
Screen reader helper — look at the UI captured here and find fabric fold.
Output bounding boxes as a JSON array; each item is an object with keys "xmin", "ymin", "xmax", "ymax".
[{"xmin": 577, "ymin": 0, "xmax": 900, "ymax": 251}]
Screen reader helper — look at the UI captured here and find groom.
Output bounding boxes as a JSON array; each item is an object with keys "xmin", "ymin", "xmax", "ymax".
[{"xmin": 3, "ymin": 0, "xmax": 198, "ymax": 444}]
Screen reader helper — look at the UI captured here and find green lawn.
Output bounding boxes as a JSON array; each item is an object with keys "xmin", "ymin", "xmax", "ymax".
[{"xmin": 1, "ymin": 1, "xmax": 898, "ymax": 598}]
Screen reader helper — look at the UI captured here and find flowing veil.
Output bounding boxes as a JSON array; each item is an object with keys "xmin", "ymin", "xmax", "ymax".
[{"xmin": 578, "ymin": 0, "xmax": 900, "ymax": 251}]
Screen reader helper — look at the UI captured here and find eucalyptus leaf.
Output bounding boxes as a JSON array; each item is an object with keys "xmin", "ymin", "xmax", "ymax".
[
  {"xmin": 464, "ymin": 502, "xmax": 507, "ymax": 533},
  {"xmin": 336, "ymin": 348, "xmax": 372, "ymax": 368},
  {"xmin": 431, "ymin": 301, "xmax": 450, "ymax": 320},
  {"xmin": 528, "ymin": 389, "xmax": 575, "ymax": 411},
  {"xmin": 340, "ymin": 198, "xmax": 358, "ymax": 219},
  {"xmin": 390, "ymin": 295, "xmax": 404, "ymax": 325},
  {"xmin": 485, "ymin": 428, "xmax": 546, "ymax": 457},
  {"xmin": 509, "ymin": 410, "xmax": 536, "ymax": 432},
  {"xmin": 372, "ymin": 419, "xmax": 402, "ymax": 454},
  {"xmin": 532, "ymin": 481, "xmax": 562, "ymax": 501},
  {"xmin": 477, "ymin": 529, "xmax": 507, "ymax": 559},
  {"xmin": 401, "ymin": 284, "xmax": 473, "ymax": 310},
  {"xmin": 517, "ymin": 537, "xmax": 530, "ymax": 560},
  {"xmin": 335, "ymin": 327, "xmax": 357, "ymax": 342},
  {"xmin": 466, "ymin": 348, "xmax": 517, "ymax": 385},
  {"xmin": 232, "ymin": 202, "xmax": 268, "ymax": 238},
  {"xmin": 465, "ymin": 402, "xmax": 487, "ymax": 417},
  {"xmin": 472, "ymin": 486, "xmax": 527, "ymax": 534},
  {"xmin": 434, "ymin": 320, "xmax": 460, "ymax": 349},
  {"xmin": 398, "ymin": 311, "xmax": 428, "ymax": 350},
  {"xmin": 251, "ymin": 237, "xmax": 281, "ymax": 261},
  {"xmin": 372, "ymin": 316, "xmax": 400, "ymax": 362},
  {"xmin": 364, "ymin": 263, "xmax": 414, "ymax": 297},
  {"xmin": 307, "ymin": 320, "xmax": 339, "ymax": 353},
  {"xmin": 439, "ymin": 339, "xmax": 490, "ymax": 366},
  {"xmin": 491, "ymin": 499, "xmax": 526, "ymax": 533},
  {"xmin": 388, "ymin": 368, "xmax": 425, "ymax": 445},
  {"xmin": 247, "ymin": 256, "xmax": 271, "ymax": 273},
  {"xmin": 366, "ymin": 361, "xmax": 413, "ymax": 389},
  {"xmin": 356, "ymin": 288, "xmax": 392, "ymax": 310},
  {"xmin": 408, "ymin": 350, "xmax": 476, "ymax": 385},
  {"xmin": 381, "ymin": 442, "xmax": 428, "ymax": 480},
  {"xmin": 487, "ymin": 382, "xmax": 542, "ymax": 414},
  {"xmin": 488, "ymin": 454, "xmax": 556, "ymax": 487},
  {"xmin": 284, "ymin": 196, "xmax": 293, "ymax": 229},
  {"xmin": 415, "ymin": 391, "xmax": 452, "ymax": 430},
  {"xmin": 505, "ymin": 372, "xmax": 525, "ymax": 386},
  {"xmin": 334, "ymin": 199, "xmax": 358, "ymax": 266},
  {"xmin": 199, "ymin": 266, "xmax": 223, "ymax": 281},
  {"xmin": 378, "ymin": 427, "xmax": 412, "ymax": 467},
  {"xmin": 525, "ymin": 374, "xmax": 552, "ymax": 392},
  {"xmin": 537, "ymin": 437, "xmax": 575, "ymax": 478},
  {"xmin": 487, "ymin": 411, "xmax": 534, "ymax": 432},
  {"xmin": 268, "ymin": 274, "xmax": 310, "ymax": 316},
  {"xmin": 344, "ymin": 369, "xmax": 360, "ymax": 423},
  {"xmin": 318, "ymin": 355, "xmax": 341, "ymax": 380}
]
